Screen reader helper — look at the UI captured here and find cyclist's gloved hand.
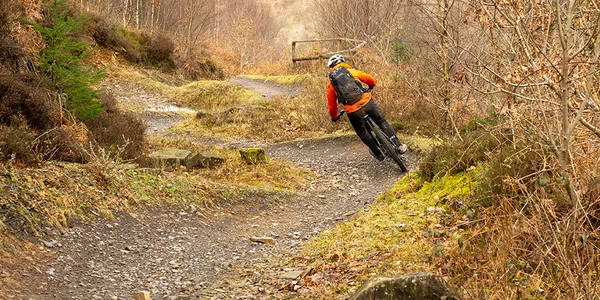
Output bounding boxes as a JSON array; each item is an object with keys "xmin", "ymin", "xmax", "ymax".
[{"xmin": 332, "ymin": 110, "xmax": 346, "ymax": 122}]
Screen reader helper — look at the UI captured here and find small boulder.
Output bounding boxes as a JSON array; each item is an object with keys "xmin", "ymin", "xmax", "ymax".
[
  {"xmin": 187, "ymin": 152, "xmax": 226, "ymax": 169},
  {"xmin": 239, "ymin": 148, "xmax": 267, "ymax": 164},
  {"xmin": 350, "ymin": 273, "xmax": 459, "ymax": 300},
  {"xmin": 148, "ymin": 148, "xmax": 191, "ymax": 167},
  {"xmin": 195, "ymin": 110, "xmax": 211, "ymax": 119},
  {"xmin": 280, "ymin": 270, "xmax": 304, "ymax": 280},
  {"xmin": 134, "ymin": 291, "xmax": 150, "ymax": 300},
  {"xmin": 250, "ymin": 236, "xmax": 275, "ymax": 244}
]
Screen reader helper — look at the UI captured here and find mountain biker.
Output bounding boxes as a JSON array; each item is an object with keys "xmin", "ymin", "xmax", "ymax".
[{"xmin": 327, "ymin": 54, "xmax": 408, "ymax": 161}]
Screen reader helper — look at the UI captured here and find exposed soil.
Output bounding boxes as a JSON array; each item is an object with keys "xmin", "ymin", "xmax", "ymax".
[{"xmin": 4, "ymin": 77, "xmax": 416, "ymax": 300}]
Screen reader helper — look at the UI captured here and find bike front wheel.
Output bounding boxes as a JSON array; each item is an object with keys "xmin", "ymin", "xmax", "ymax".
[{"xmin": 371, "ymin": 125, "xmax": 408, "ymax": 172}]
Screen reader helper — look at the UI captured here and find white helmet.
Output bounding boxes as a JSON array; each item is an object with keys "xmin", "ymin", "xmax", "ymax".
[{"xmin": 328, "ymin": 54, "xmax": 345, "ymax": 68}]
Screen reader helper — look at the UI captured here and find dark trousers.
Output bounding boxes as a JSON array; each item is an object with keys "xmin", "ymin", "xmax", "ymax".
[{"xmin": 347, "ymin": 99, "xmax": 398, "ymax": 155}]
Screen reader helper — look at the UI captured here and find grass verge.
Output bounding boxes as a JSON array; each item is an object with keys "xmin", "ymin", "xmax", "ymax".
[
  {"xmin": 240, "ymin": 74, "xmax": 311, "ymax": 85},
  {"xmin": 0, "ymin": 144, "xmax": 311, "ymax": 236},
  {"xmin": 107, "ymin": 67, "xmax": 264, "ymax": 111},
  {"xmin": 171, "ymin": 75, "xmax": 352, "ymax": 143}
]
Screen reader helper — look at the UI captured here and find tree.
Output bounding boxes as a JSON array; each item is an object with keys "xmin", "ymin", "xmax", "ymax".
[{"xmin": 30, "ymin": 0, "xmax": 104, "ymax": 121}]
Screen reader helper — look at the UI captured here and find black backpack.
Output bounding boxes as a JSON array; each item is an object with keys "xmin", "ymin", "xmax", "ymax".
[{"xmin": 329, "ymin": 66, "xmax": 365, "ymax": 105}]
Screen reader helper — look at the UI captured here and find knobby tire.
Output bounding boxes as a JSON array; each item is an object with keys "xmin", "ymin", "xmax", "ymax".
[{"xmin": 370, "ymin": 125, "xmax": 408, "ymax": 172}]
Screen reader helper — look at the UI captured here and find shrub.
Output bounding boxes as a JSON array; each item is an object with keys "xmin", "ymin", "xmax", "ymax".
[
  {"xmin": 39, "ymin": 124, "xmax": 88, "ymax": 162},
  {"xmin": 0, "ymin": 38, "xmax": 25, "ymax": 73},
  {"xmin": 144, "ymin": 32, "xmax": 175, "ymax": 69},
  {"xmin": 0, "ymin": 116, "xmax": 36, "ymax": 161},
  {"xmin": 0, "ymin": 0, "xmax": 21, "ymax": 39},
  {"xmin": 86, "ymin": 94, "xmax": 146, "ymax": 160},
  {"xmin": 87, "ymin": 15, "xmax": 143, "ymax": 63},
  {"xmin": 418, "ymin": 126, "xmax": 501, "ymax": 181},
  {"xmin": 176, "ymin": 49, "xmax": 224, "ymax": 80},
  {"xmin": 87, "ymin": 15, "xmax": 176, "ymax": 68},
  {"xmin": 29, "ymin": 0, "xmax": 104, "ymax": 121},
  {"xmin": 0, "ymin": 75, "xmax": 61, "ymax": 130}
]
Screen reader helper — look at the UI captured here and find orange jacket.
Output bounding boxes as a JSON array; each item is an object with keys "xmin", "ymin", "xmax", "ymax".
[{"xmin": 327, "ymin": 63, "xmax": 376, "ymax": 120}]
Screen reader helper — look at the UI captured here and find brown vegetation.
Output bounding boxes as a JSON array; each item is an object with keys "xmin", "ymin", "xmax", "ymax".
[
  {"xmin": 86, "ymin": 94, "xmax": 146, "ymax": 160},
  {"xmin": 78, "ymin": 0, "xmax": 283, "ymax": 75},
  {"xmin": 0, "ymin": 75, "xmax": 60, "ymax": 131},
  {"xmin": 312, "ymin": 0, "xmax": 600, "ymax": 297}
]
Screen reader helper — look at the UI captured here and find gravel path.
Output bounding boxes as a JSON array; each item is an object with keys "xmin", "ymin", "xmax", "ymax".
[{"xmin": 8, "ymin": 78, "xmax": 416, "ymax": 300}]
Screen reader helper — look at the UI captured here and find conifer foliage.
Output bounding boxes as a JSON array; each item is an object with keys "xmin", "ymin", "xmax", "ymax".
[{"xmin": 29, "ymin": 0, "xmax": 104, "ymax": 121}]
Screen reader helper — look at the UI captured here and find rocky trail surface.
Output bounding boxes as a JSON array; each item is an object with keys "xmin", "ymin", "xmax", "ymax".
[{"xmin": 8, "ymin": 77, "xmax": 415, "ymax": 299}]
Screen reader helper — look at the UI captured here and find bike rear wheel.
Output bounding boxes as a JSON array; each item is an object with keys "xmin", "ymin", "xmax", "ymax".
[{"xmin": 370, "ymin": 125, "xmax": 408, "ymax": 172}]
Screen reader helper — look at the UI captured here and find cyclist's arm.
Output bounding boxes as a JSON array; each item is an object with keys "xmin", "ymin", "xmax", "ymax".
[
  {"xmin": 327, "ymin": 82, "xmax": 339, "ymax": 120},
  {"xmin": 353, "ymin": 70, "xmax": 376, "ymax": 89}
]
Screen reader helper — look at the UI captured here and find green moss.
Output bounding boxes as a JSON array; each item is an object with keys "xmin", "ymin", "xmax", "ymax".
[
  {"xmin": 117, "ymin": 26, "xmax": 144, "ymax": 51},
  {"xmin": 239, "ymin": 148, "xmax": 267, "ymax": 164},
  {"xmin": 241, "ymin": 74, "xmax": 310, "ymax": 85},
  {"xmin": 415, "ymin": 169, "xmax": 480, "ymax": 205}
]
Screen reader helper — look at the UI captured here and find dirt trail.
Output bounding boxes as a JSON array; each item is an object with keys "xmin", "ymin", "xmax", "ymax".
[{"xmin": 10, "ymin": 78, "xmax": 414, "ymax": 299}]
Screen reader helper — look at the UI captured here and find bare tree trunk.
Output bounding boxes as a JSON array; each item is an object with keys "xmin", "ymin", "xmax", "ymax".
[
  {"xmin": 150, "ymin": 0, "xmax": 155, "ymax": 33},
  {"xmin": 555, "ymin": 0, "xmax": 578, "ymax": 204},
  {"xmin": 122, "ymin": 0, "xmax": 128, "ymax": 26},
  {"xmin": 436, "ymin": 0, "xmax": 462, "ymax": 140},
  {"xmin": 136, "ymin": 0, "xmax": 140, "ymax": 29},
  {"xmin": 364, "ymin": 0, "xmax": 370, "ymax": 37}
]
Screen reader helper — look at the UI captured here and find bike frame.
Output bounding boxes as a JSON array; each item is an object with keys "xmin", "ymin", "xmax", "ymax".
[{"xmin": 364, "ymin": 115, "xmax": 396, "ymax": 151}]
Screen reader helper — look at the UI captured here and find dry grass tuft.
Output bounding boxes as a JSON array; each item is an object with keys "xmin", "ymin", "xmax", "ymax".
[{"xmin": 240, "ymin": 74, "xmax": 310, "ymax": 85}]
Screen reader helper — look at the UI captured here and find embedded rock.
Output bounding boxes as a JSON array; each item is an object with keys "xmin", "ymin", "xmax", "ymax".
[
  {"xmin": 239, "ymin": 148, "xmax": 267, "ymax": 164},
  {"xmin": 187, "ymin": 152, "xmax": 226, "ymax": 169},
  {"xmin": 350, "ymin": 273, "xmax": 459, "ymax": 300},
  {"xmin": 148, "ymin": 148, "xmax": 191, "ymax": 167}
]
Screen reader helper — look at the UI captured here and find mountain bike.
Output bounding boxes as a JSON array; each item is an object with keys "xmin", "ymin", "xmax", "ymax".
[{"xmin": 338, "ymin": 109, "xmax": 408, "ymax": 172}]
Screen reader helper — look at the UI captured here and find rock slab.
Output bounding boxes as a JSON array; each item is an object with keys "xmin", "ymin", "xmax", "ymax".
[
  {"xmin": 149, "ymin": 148, "xmax": 191, "ymax": 167},
  {"xmin": 187, "ymin": 152, "xmax": 226, "ymax": 169},
  {"xmin": 280, "ymin": 270, "xmax": 304, "ymax": 280},
  {"xmin": 239, "ymin": 148, "xmax": 267, "ymax": 164},
  {"xmin": 250, "ymin": 236, "xmax": 275, "ymax": 244},
  {"xmin": 350, "ymin": 273, "xmax": 459, "ymax": 300}
]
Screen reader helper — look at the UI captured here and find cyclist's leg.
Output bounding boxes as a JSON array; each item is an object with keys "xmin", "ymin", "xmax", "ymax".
[
  {"xmin": 347, "ymin": 110, "xmax": 381, "ymax": 156},
  {"xmin": 364, "ymin": 99, "xmax": 397, "ymax": 139},
  {"xmin": 366, "ymin": 99, "xmax": 408, "ymax": 153}
]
